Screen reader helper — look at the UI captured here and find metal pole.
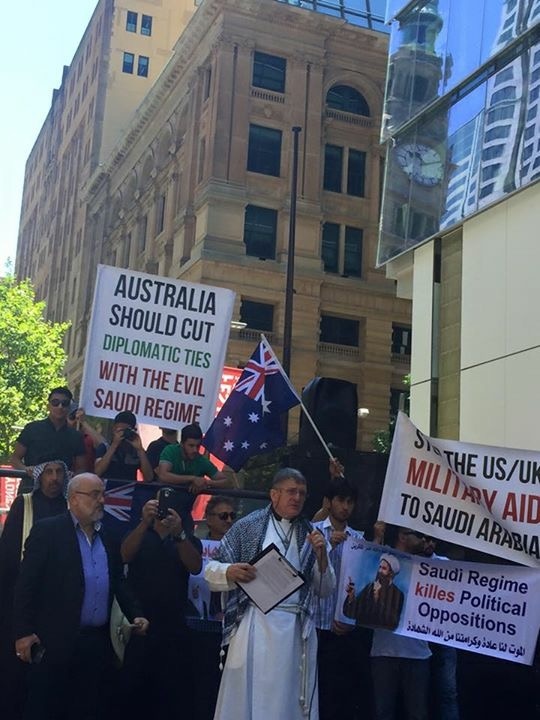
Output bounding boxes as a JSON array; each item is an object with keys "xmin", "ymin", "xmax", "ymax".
[{"xmin": 282, "ymin": 126, "xmax": 301, "ymax": 379}]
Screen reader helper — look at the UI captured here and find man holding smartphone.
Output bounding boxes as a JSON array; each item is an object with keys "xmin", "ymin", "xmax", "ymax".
[
  {"xmin": 120, "ymin": 491, "xmax": 202, "ymax": 716},
  {"xmin": 95, "ymin": 411, "xmax": 153, "ymax": 482}
]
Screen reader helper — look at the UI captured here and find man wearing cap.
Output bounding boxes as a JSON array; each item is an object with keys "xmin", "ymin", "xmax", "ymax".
[
  {"xmin": 343, "ymin": 552, "xmax": 404, "ymax": 631},
  {"xmin": 9, "ymin": 387, "xmax": 88, "ymax": 492},
  {"xmin": 0, "ymin": 461, "xmax": 69, "ymax": 718},
  {"xmin": 95, "ymin": 411, "xmax": 153, "ymax": 482}
]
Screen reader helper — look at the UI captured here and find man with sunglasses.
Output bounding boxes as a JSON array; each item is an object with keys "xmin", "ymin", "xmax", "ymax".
[
  {"xmin": 13, "ymin": 473, "xmax": 149, "ymax": 720},
  {"xmin": 9, "ymin": 387, "xmax": 87, "ymax": 492}
]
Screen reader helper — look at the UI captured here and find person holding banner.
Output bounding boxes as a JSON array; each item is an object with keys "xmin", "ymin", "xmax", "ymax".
[
  {"xmin": 312, "ymin": 478, "xmax": 369, "ymax": 720},
  {"xmin": 205, "ymin": 468, "xmax": 334, "ymax": 720},
  {"xmin": 369, "ymin": 526, "xmax": 431, "ymax": 720}
]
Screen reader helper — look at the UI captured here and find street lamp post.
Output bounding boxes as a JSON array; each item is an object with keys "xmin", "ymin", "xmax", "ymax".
[{"xmin": 282, "ymin": 126, "xmax": 302, "ymax": 380}]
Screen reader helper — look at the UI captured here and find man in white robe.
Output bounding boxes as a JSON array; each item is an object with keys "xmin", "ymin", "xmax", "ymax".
[{"xmin": 205, "ymin": 468, "xmax": 335, "ymax": 720}]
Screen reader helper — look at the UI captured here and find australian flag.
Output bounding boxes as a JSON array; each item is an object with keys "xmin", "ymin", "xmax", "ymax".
[{"xmin": 203, "ymin": 337, "xmax": 300, "ymax": 471}]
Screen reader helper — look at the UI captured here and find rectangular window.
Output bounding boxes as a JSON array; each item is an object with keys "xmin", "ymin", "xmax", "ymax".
[
  {"xmin": 203, "ymin": 68, "xmax": 212, "ymax": 100},
  {"xmin": 252, "ymin": 51, "xmax": 286, "ymax": 93},
  {"xmin": 138, "ymin": 56, "xmax": 149, "ymax": 77},
  {"xmin": 323, "ymin": 144, "xmax": 343, "ymax": 192},
  {"xmin": 126, "ymin": 11, "xmax": 137, "ymax": 32},
  {"xmin": 347, "ymin": 149, "xmax": 366, "ymax": 197},
  {"xmin": 344, "ymin": 226, "xmax": 363, "ymax": 277},
  {"xmin": 240, "ymin": 299, "xmax": 274, "ymax": 332},
  {"xmin": 156, "ymin": 194, "xmax": 166, "ymax": 235},
  {"xmin": 391, "ymin": 325, "xmax": 412, "ymax": 355},
  {"xmin": 320, "ymin": 315, "xmax": 359, "ymax": 347},
  {"xmin": 321, "ymin": 223, "xmax": 339, "ymax": 273},
  {"xmin": 243, "ymin": 205, "xmax": 278, "ymax": 259},
  {"xmin": 122, "ymin": 52, "xmax": 134, "ymax": 74},
  {"xmin": 247, "ymin": 124, "xmax": 282, "ymax": 176},
  {"xmin": 141, "ymin": 14, "xmax": 152, "ymax": 36}
]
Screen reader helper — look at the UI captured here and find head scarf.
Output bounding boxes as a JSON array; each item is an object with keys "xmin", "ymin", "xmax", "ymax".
[{"xmin": 32, "ymin": 460, "xmax": 71, "ymax": 496}]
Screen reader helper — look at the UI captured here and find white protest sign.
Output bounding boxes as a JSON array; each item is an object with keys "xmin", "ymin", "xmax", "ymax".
[
  {"xmin": 187, "ymin": 539, "xmax": 221, "ymax": 621},
  {"xmin": 379, "ymin": 413, "xmax": 540, "ymax": 567},
  {"xmin": 80, "ymin": 265, "xmax": 235, "ymax": 430},
  {"xmin": 336, "ymin": 540, "xmax": 540, "ymax": 665}
]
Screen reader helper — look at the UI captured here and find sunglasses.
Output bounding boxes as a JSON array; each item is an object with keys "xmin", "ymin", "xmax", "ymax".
[
  {"xmin": 50, "ymin": 398, "xmax": 70, "ymax": 407},
  {"xmin": 209, "ymin": 512, "xmax": 237, "ymax": 521}
]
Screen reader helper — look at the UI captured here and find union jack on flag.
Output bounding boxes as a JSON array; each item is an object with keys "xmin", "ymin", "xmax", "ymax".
[
  {"xmin": 104, "ymin": 481, "xmax": 135, "ymax": 522},
  {"xmin": 234, "ymin": 342, "xmax": 281, "ymax": 401},
  {"xmin": 203, "ymin": 337, "xmax": 300, "ymax": 471}
]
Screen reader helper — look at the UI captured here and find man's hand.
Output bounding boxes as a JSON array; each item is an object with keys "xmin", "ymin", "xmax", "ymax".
[
  {"xmin": 111, "ymin": 426, "xmax": 125, "ymax": 449},
  {"xmin": 226, "ymin": 563, "xmax": 257, "ymax": 583},
  {"xmin": 128, "ymin": 432, "xmax": 143, "ymax": 451},
  {"xmin": 161, "ymin": 507, "xmax": 183, "ymax": 536},
  {"xmin": 332, "ymin": 620, "xmax": 353, "ymax": 636},
  {"xmin": 189, "ymin": 476, "xmax": 208, "ymax": 494},
  {"xmin": 329, "ymin": 530, "xmax": 347, "ymax": 548},
  {"xmin": 329, "ymin": 457, "xmax": 344, "ymax": 478},
  {"xmin": 307, "ymin": 529, "xmax": 328, "ymax": 570},
  {"xmin": 141, "ymin": 499, "xmax": 158, "ymax": 527},
  {"xmin": 132, "ymin": 617, "xmax": 150, "ymax": 636},
  {"xmin": 15, "ymin": 634, "xmax": 40, "ymax": 663}
]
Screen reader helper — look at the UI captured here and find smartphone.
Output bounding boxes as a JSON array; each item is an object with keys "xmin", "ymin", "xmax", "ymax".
[
  {"xmin": 157, "ymin": 488, "xmax": 175, "ymax": 519},
  {"xmin": 30, "ymin": 643, "xmax": 46, "ymax": 664}
]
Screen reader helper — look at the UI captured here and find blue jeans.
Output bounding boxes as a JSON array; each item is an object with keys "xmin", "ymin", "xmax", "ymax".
[
  {"xmin": 430, "ymin": 644, "xmax": 459, "ymax": 720},
  {"xmin": 371, "ymin": 656, "xmax": 430, "ymax": 720}
]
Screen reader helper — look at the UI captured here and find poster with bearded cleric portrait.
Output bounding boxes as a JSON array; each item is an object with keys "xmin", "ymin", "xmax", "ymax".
[
  {"xmin": 80, "ymin": 265, "xmax": 235, "ymax": 431},
  {"xmin": 335, "ymin": 539, "xmax": 540, "ymax": 665}
]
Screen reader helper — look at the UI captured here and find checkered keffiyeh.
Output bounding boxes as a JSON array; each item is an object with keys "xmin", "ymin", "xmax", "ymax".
[{"xmin": 32, "ymin": 460, "xmax": 71, "ymax": 495}]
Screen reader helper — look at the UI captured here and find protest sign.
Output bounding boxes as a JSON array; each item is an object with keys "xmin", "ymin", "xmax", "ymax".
[
  {"xmin": 186, "ymin": 539, "xmax": 222, "ymax": 621},
  {"xmin": 336, "ymin": 539, "xmax": 540, "ymax": 665},
  {"xmin": 80, "ymin": 266, "xmax": 235, "ymax": 430},
  {"xmin": 379, "ymin": 413, "xmax": 540, "ymax": 567}
]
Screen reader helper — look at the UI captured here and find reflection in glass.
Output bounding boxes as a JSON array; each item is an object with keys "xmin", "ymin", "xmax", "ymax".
[{"xmin": 378, "ymin": 37, "xmax": 540, "ymax": 263}]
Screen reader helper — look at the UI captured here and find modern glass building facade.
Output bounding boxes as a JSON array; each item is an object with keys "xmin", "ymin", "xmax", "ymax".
[
  {"xmin": 277, "ymin": 0, "xmax": 389, "ymax": 31},
  {"xmin": 378, "ymin": 0, "xmax": 540, "ymax": 264}
]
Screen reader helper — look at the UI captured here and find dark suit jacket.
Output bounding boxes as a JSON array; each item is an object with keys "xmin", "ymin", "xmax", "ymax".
[{"xmin": 14, "ymin": 512, "xmax": 142, "ymax": 663}]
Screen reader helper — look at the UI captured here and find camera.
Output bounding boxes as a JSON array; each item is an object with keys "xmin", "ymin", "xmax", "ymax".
[
  {"xmin": 157, "ymin": 488, "xmax": 175, "ymax": 519},
  {"xmin": 123, "ymin": 428, "xmax": 137, "ymax": 441}
]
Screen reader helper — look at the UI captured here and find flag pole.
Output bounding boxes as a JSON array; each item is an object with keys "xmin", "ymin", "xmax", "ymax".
[{"xmin": 262, "ymin": 334, "xmax": 335, "ymax": 463}]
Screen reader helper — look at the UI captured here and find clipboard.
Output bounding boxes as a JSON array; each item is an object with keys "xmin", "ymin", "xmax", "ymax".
[{"xmin": 236, "ymin": 543, "xmax": 306, "ymax": 614}]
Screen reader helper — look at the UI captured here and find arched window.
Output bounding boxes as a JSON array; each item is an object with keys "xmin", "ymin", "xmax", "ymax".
[{"xmin": 326, "ymin": 85, "xmax": 370, "ymax": 116}]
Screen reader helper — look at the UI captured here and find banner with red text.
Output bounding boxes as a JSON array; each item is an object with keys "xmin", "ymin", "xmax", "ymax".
[
  {"xmin": 335, "ymin": 539, "xmax": 540, "ymax": 665},
  {"xmin": 80, "ymin": 265, "xmax": 235, "ymax": 431},
  {"xmin": 379, "ymin": 413, "xmax": 540, "ymax": 567}
]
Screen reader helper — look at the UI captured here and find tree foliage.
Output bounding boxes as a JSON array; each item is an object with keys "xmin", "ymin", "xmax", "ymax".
[{"xmin": 0, "ymin": 277, "xmax": 69, "ymax": 461}]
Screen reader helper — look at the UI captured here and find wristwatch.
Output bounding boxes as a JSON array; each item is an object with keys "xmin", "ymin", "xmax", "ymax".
[{"xmin": 172, "ymin": 530, "xmax": 187, "ymax": 543}]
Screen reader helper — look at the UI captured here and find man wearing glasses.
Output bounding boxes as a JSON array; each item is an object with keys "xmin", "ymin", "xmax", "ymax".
[
  {"xmin": 9, "ymin": 387, "xmax": 88, "ymax": 491},
  {"xmin": 205, "ymin": 468, "xmax": 334, "ymax": 720},
  {"xmin": 13, "ymin": 473, "xmax": 149, "ymax": 720}
]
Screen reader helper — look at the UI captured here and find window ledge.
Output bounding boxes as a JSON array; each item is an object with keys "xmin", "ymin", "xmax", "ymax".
[
  {"xmin": 318, "ymin": 342, "xmax": 360, "ymax": 358},
  {"xmin": 251, "ymin": 87, "xmax": 285, "ymax": 104}
]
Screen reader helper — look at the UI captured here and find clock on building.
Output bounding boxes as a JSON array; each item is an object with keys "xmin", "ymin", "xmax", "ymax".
[{"xmin": 395, "ymin": 142, "xmax": 443, "ymax": 186}]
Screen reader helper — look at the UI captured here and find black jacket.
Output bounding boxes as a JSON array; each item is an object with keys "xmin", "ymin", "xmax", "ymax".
[{"xmin": 14, "ymin": 512, "xmax": 142, "ymax": 662}]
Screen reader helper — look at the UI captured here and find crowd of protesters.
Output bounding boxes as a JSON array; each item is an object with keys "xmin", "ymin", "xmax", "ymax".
[{"xmin": 1, "ymin": 386, "xmax": 536, "ymax": 719}]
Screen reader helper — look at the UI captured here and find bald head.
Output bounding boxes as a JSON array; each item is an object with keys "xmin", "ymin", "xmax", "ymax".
[{"xmin": 67, "ymin": 473, "xmax": 105, "ymax": 528}]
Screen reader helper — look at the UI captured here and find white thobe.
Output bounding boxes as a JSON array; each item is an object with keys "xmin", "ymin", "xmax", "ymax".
[{"xmin": 205, "ymin": 518, "xmax": 335, "ymax": 720}]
